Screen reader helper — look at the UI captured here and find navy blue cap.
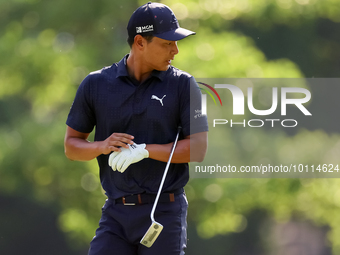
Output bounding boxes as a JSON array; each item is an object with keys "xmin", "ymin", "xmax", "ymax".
[{"xmin": 127, "ymin": 2, "xmax": 196, "ymax": 41}]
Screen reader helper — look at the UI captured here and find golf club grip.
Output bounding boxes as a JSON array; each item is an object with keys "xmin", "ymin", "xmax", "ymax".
[{"xmin": 150, "ymin": 126, "xmax": 182, "ymax": 221}]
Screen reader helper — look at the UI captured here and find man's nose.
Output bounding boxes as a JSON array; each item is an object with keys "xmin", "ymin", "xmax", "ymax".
[{"xmin": 172, "ymin": 42, "xmax": 179, "ymax": 55}]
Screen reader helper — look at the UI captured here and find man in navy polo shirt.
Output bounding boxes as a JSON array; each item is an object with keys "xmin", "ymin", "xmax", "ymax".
[{"xmin": 64, "ymin": 2, "xmax": 208, "ymax": 255}]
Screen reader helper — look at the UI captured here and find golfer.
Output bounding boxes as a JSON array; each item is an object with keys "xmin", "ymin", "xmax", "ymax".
[{"xmin": 64, "ymin": 2, "xmax": 208, "ymax": 255}]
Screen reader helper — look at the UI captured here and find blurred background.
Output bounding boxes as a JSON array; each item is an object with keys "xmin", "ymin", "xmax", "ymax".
[{"xmin": 1, "ymin": 0, "xmax": 340, "ymax": 254}]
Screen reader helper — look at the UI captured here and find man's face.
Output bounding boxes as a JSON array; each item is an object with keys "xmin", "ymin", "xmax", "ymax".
[{"xmin": 142, "ymin": 36, "xmax": 179, "ymax": 71}]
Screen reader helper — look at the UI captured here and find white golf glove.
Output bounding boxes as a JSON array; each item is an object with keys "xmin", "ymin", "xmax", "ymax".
[{"xmin": 108, "ymin": 143, "xmax": 149, "ymax": 173}]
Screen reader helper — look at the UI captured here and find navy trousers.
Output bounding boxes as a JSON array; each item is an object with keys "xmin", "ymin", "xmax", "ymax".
[{"xmin": 88, "ymin": 193, "xmax": 188, "ymax": 255}]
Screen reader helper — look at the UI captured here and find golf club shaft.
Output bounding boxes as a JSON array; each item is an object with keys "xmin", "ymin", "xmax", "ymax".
[{"xmin": 150, "ymin": 126, "xmax": 181, "ymax": 222}]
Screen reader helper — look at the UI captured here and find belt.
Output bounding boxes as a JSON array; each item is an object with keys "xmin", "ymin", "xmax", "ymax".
[{"xmin": 115, "ymin": 193, "xmax": 176, "ymax": 206}]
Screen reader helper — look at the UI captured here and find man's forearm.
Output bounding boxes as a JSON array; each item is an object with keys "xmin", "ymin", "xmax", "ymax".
[
  {"xmin": 146, "ymin": 132, "xmax": 208, "ymax": 163},
  {"xmin": 64, "ymin": 137, "xmax": 104, "ymax": 161},
  {"xmin": 146, "ymin": 140, "xmax": 189, "ymax": 163},
  {"xmin": 64, "ymin": 126, "xmax": 135, "ymax": 162}
]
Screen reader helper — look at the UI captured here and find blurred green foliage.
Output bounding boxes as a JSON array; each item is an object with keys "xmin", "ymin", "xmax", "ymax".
[{"xmin": 1, "ymin": 0, "xmax": 340, "ymax": 254}]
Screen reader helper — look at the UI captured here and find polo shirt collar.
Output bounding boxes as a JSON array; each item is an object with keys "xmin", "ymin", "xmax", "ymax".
[{"xmin": 116, "ymin": 54, "xmax": 166, "ymax": 81}]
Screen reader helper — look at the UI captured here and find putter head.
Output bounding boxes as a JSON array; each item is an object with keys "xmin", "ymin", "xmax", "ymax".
[{"xmin": 140, "ymin": 221, "xmax": 163, "ymax": 248}]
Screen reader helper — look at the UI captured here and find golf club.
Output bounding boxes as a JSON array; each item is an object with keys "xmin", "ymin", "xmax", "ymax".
[{"xmin": 140, "ymin": 126, "xmax": 182, "ymax": 248}]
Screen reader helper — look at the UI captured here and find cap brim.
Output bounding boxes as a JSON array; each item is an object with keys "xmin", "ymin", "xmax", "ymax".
[{"xmin": 154, "ymin": 27, "xmax": 196, "ymax": 41}]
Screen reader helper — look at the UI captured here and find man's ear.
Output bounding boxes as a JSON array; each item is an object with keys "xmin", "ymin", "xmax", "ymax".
[{"xmin": 134, "ymin": 35, "xmax": 145, "ymax": 50}]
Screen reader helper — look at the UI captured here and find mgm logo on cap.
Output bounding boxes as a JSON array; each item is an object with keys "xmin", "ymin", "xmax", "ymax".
[{"xmin": 136, "ymin": 25, "xmax": 154, "ymax": 34}]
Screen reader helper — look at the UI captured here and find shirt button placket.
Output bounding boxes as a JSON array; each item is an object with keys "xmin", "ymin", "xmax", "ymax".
[{"xmin": 133, "ymin": 87, "xmax": 144, "ymax": 114}]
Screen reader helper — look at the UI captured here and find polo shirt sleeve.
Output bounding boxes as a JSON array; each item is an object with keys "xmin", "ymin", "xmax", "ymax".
[
  {"xmin": 180, "ymin": 76, "xmax": 209, "ymax": 137},
  {"xmin": 66, "ymin": 74, "xmax": 96, "ymax": 133}
]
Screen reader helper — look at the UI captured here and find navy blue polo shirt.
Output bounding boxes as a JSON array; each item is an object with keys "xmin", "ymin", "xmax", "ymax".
[{"xmin": 66, "ymin": 55, "xmax": 208, "ymax": 199}]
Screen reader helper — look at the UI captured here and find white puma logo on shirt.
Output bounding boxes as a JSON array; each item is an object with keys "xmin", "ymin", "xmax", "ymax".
[{"xmin": 151, "ymin": 95, "xmax": 166, "ymax": 106}]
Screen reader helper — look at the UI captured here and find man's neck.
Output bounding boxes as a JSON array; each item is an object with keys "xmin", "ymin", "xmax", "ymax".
[{"xmin": 126, "ymin": 52, "xmax": 152, "ymax": 84}]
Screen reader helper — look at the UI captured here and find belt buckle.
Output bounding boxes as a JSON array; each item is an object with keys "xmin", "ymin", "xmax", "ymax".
[{"xmin": 122, "ymin": 196, "xmax": 135, "ymax": 206}]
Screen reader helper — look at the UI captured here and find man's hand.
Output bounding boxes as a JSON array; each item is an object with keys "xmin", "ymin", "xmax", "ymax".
[
  {"xmin": 108, "ymin": 143, "xmax": 149, "ymax": 173},
  {"xmin": 101, "ymin": 133, "xmax": 135, "ymax": 155},
  {"xmin": 64, "ymin": 126, "xmax": 135, "ymax": 161}
]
